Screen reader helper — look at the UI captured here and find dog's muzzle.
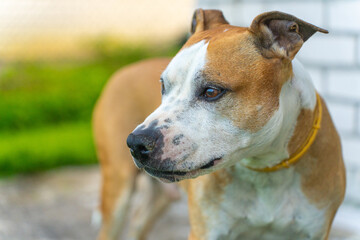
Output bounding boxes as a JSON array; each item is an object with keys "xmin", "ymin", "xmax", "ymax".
[
  {"xmin": 126, "ymin": 130, "xmax": 159, "ymax": 168},
  {"xmin": 127, "ymin": 125, "xmax": 222, "ymax": 182}
]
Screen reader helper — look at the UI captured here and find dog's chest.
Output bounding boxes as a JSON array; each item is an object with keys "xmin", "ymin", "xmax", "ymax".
[{"xmin": 193, "ymin": 166, "xmax": 327, "ymax": 240}]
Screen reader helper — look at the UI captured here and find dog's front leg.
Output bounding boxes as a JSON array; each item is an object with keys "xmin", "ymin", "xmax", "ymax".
[
  {"xmin": 188, "ymin": 232, "xmax": 197, "ymax": 240},
  {"xmin": 188, "ymin": 232, "xmax": 203, "ymax": 240},
  {"xmin": 128, "ymin": 174, "xmax": 180, "ymax": 240}
]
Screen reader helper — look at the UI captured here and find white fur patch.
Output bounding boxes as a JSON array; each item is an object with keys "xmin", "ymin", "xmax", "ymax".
[
  {"xmin": 292, "ymin": 59, "xmax": 316, "ymax": 110},
  {"xmin": 162, "ymin": 40, "xmax": 209, "ymax": 101},
  {"xmin": 197, "ymin": 165, "xmax": 327, "ymax": 240},
  {"xmin": 140, "ymin": 40, "xmax": 209, "ymax": 128}
]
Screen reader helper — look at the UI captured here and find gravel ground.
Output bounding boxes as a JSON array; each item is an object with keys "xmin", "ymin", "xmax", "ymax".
[{"xmin": 0, "ymin": 166, "xmax": 359, "ymax": 240}]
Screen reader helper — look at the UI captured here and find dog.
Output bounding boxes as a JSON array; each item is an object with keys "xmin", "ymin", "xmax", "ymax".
[{"xmin": 93, "ymin": 9, "xmax": 346, "ymax": 240}]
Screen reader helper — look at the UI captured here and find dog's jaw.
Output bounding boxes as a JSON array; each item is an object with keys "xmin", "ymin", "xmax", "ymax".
[{"xmin": 143, "ymin": 157, "xmax": 223, "ymax": 182}]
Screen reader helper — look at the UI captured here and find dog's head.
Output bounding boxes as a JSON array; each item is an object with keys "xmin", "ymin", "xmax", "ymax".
[{"xmin": 127, "ymin": 9, "xmax": 327, "ymax": 182}]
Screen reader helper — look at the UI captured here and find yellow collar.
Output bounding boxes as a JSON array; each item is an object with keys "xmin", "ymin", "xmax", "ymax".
[{"xmin": 247, "ymin": 93, "xmax": 322, "ymax": 172}]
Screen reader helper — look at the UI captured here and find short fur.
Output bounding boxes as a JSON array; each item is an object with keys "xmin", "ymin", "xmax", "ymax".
[{"xmin": 93, "ymin": 9, "xmax": 345, "ymax": 240}]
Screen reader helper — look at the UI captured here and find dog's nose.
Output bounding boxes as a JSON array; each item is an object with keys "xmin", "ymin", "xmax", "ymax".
[{"xmin": 126, "ymin": 132, "xmax": 157, "ymax": 165}]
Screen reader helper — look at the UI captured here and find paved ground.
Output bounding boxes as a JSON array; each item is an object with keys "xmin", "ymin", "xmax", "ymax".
[
  {"xmin": 0, "ymin": 166, "xmax": 189, "ymax": 240},
  {"xmin": 0, "ymin": 166, "xmax": 359, "ymax": 240},
  {"xmin": 0, "ymin": 167, "xmax": 100, "ymax": 240}
]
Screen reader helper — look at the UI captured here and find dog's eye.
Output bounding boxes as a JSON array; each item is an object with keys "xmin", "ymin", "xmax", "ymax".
[
  {"xmin": 204, "ymin": 88, "xmax": 220, "ymax": 98},
  {"xmin": 201, "ymin": 87, "xmax": 225, "ymax": 101},
  {"xmin": 160, "ymin": 79, "xmax": 165, "ymax": 95}
]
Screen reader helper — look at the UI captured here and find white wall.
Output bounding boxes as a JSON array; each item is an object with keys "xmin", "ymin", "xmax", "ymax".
[{"xmin": 198, "ymin": 0, "xmax": 360, "ymax": 205}]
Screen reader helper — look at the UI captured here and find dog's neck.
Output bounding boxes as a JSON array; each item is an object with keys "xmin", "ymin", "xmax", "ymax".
[{"xmin": 240, "ymin": 59, "xmax": 317, "ymax": 170}]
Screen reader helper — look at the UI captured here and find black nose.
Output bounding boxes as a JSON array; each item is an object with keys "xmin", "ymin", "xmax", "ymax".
[{"xmin": 126, "ymin": 132, "xmax": 157, "ymax": 166}]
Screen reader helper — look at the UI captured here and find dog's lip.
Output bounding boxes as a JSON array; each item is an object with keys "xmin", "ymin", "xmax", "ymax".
[
  {"xmin": 199, "ymin": 157, "xmax": 222, "ymax": 169},
  {"xmin": 143, "ymin": 157, "xmax": 223, "ymax": 181},
  {"xmin": 144, "ymin": 167, "xmax": 187, "ymax": 176}
]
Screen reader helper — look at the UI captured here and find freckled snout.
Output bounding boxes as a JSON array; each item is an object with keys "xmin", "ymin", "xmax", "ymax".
[{"xmin": 126, "ymin": 128, "xmax": 160, "ymax": 167}]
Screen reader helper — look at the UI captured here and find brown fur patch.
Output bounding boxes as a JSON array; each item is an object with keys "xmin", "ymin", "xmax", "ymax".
[
  {"xmin": 203, "ymin": 168, "xmax": 233, "ymax": 205},
  {"xmin": 191, "ymin": 9, "xmax": 229, "ymax": 34},
  {"xmin": 295, "ymin": 98, "xmax": 345, "ymax": 208},
  {"xmin": 183, "ymin": 25, "xmax": 293, "ymax": 132},
  {"xmin": 287, "ymin": 108, "xmax": 314, "ymax": 156},
  {"xmin": 294, "ymin": 98, "xmax": 346, "ymax": 236},
  {"xmin": 184, "ymin": 178, "xmax": 207, "ymax": 239}
]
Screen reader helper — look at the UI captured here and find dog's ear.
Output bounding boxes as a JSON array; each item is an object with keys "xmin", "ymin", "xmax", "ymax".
[
  {"xmin": 250, "ymin": 11, "xmax": 328, "ymax": 59},
  {"xmin": 191, "ymin": 9, "xmax": 229, "ymax": 34}
]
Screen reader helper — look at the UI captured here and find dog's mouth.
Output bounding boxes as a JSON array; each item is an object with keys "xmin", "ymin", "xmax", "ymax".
[{"xmin": 143, "ymin": 157, "xmax": 223, "ymax": 182}]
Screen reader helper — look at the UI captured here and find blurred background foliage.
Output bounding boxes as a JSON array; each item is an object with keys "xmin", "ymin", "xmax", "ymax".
[{"xmin": 0, "ymin": 38, "xmax": 182, "ymax": 176}]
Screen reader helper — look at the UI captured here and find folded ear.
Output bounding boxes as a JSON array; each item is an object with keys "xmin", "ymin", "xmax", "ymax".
[
  {"xmin": 191, "ymin": 9, "xmax": 229, "ymax": 34},
  {"xmin": 250, "ymin": 11, "xmax": 328, "ymax": 59}
]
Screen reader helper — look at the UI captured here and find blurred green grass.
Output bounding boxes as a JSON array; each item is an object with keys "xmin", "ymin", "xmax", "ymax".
[
  {"xmin": 0, "ymin": 122, "xmax": 95, "ymax": 176},
  {"xmin": 0, "ymin": 39, "xmax": 180, "ymax": 176}
]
